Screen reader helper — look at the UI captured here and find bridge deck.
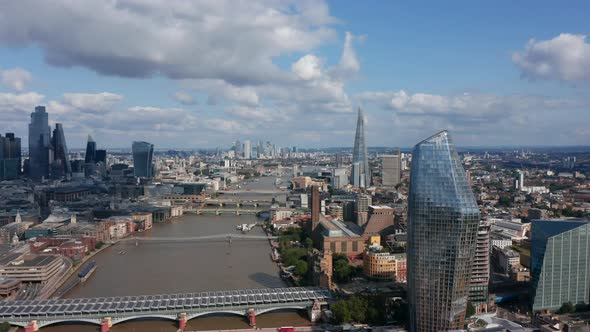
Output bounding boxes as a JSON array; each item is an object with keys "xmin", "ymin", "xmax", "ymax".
[{"xmin": 0, "ymin": 287, "xmax": 330, "ymax": 320}]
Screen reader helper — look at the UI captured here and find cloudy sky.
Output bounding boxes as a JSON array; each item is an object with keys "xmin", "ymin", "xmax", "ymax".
[{"xmin": 0, "ymin": 0, "xmax": 589, "ymax": 149}]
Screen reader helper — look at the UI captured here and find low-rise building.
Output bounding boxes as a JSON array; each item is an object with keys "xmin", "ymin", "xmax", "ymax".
[
  {"xmin": 363, "ymin": 249, "xmax": 406, "ymax": 282},
  {"xmin": 0, "ymin": 255, "xmax": 61, "ymax": 283}
]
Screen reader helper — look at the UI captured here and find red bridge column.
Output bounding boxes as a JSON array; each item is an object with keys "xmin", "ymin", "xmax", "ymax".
[
  {"xmin": 247, "ymin": 308, "xmax": 256, "ymax": 327},
  {"xmin": 25, "ymin": 320, "xmax": 38, "ymax": 332},
  {"xmin": 178, "ymin": 312, "xmax": 188, "ymax": 330},
  {"xmin": 101, "ymin": 317, "xmax": 112, "ymax": 332}
]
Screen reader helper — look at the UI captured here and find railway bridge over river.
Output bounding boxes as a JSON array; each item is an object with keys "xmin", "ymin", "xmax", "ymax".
[{"xmin": 3, "ymin": 287, "xmax": 331, "ymax": 331}]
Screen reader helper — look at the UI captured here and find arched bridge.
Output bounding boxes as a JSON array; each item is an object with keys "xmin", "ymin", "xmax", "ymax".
[
  {"xmin": 2, "ymin": 287, "xmax": 330, "ymax": 331},
  {"xmin": 122, "ymin": 233, "xmax": 278, "ymax": 242}
]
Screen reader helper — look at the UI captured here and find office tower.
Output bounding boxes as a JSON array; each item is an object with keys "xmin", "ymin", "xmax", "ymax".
[
  {"xmin": 132, "ymin": 141, "xmax": 154, "ymax": 178},
  {"xmin": 51, "ymin": 123, "xmax": 72, "ymax": 178},
  {"xmin": 407, "ymin": 131, "xmax": 480, "ymax": 332},
  {"xmin": 234, "ymin": 139, "xmax": 242, "ymax": 158},
  {"xmin": 0, "ymin": 133, "xmax": 21, "ymax": 180},
  {"xmin": 531, "ymin": 220, "xmax": 590, "ymax": 312},
  {"xmin": 381, "ymin": 150, "xmax": 401, "ymax": 187},
  {"xmin": 469, "ymin": 221, "xmax": 491, "ymax": 312},
  {"xmin": 355, "ymin": 194, "xmax": 372, "ymax": 227},
  {"xmin": 243, "ymin": 140, "xmax": 251, "ymax": 159},
  {"xmin": 28, "ymin": 106, "xmax": 52, "ymax": 180},
  {"xmin": 84, "ymin": 135, "xmax": 96, "ymax": 163},
  {"xmin": 351, "ymin": 107, "xmax": 370, "ymax": 188},
  {"xmin": 95, "ymin": 150, "xmax": 107, "ymax": 163},
  {"xmin": 292, "ymin": 146, "xmax": 297, "ymax": 153}
]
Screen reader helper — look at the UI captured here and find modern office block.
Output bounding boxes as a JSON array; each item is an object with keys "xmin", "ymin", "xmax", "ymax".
[
  {"xmin": 28, "ymin": 106, "xmax": 52, "ymax": 180},
  {"xmin": 407, "ymin": 131, "xmax": 480, "ymax": 332},
  {"xmin": 381, "ymin": 151, "xmax": 401, "ymax": 187},
  {"xmin": 52, "ymin": 123, "xmax": 71, "ymax": 178},
  {"xmin": 531, "ymin": 220, "xmax": 590, "ymax": 312},
  {"xmin": 132, "ymin": 141, "xmax": 154, "ymax": 178}
]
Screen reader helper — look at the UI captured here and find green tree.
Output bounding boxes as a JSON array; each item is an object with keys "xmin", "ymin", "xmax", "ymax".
[
  {"xmin": 466, "ymin": 302, "xmax": 476, "ymax": 317},
  {"xmin": 0, "ymin": 322, "xmax": 10, "ymax": 332},
  {"xmin": 557, "ymin": 302, "xmax": 575, "ymax": 314},
  {"xmin": 294, "ymin": 260, "xmax": 308, "ymax": 277}
]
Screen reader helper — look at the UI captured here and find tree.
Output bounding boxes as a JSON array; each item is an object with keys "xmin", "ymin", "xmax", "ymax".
[
  {"xmin": 0, "ymin": 322, "xmax": 10, "ymax": 332},
  {"xmin": 466, "ymin": 302, "xmax": 476, "ymax": 317},
  {"xmin": 557, "ymin": 302, "xmax": 575, "ymax": 314},
  {"xmin": 294, "ymin": 260, "xmax": 308, "ymax": 277}
]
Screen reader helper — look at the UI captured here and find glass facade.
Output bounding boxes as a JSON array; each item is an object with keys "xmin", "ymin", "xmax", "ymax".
[
  {"xmin": 28, "ymin": 106, "xmax": 52, "ymax": 180},
  {"xmin": 352, "ymin": 107, "xmax": 369, "ymax": 188},
  {"xmin": 132, "ymin": 141, "xmax": 154, "ymax": 178},
  {"xmin": 531, "ymin": 220, "xmax": 590, "ymax": 311},
  {"xmin": 407, "ymin": 131, "xmax": 480, "ymax": 332}
]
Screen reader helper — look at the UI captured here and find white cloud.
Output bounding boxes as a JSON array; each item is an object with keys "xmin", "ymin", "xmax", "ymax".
[
  {"xmin": 330, "ymin": 32, "xmax": 361, "ymax": 79},
  {"xmin": 0, "ymin": 67, "xmax": 32, "ymax": 92},
  {"xmin": 0, "ymin": 0, "xmax": 337, "ymax": 84},
  {"xmin": 173, "ymin": 91, "xmax": 196, "ymax": 105},
  {"xmin": 292, "ymin": 55, "xmax": 323, "ymax": 80},
  {"xmin": 512, "ymin": 33, "xmax": 590, "ymax": 82}
]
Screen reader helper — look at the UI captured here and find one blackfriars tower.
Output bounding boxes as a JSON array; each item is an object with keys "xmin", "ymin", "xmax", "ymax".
[
  {"xmin": 407, "ymin": 131, "xmax": 480, "ymax": 332},
  {"xmin": 351, "ymin": 107, "xmax": 370, "ymax": 188}
]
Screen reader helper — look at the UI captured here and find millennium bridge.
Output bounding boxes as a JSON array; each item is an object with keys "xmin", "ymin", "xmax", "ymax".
[
  {"xmin": 1, "ymin": 287, "xmax": 331, "ymax": 331},
  {"xmin": 123, "ymin": 233, "xmax": 278, "ymax": 243}
]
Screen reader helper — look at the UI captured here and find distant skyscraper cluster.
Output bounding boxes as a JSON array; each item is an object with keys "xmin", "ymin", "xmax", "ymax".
[
  {"xmin": 231, "ymin": 138, "xmax": 294, "ymax": 160},
  {"xmin": 407, "ymin": 131, "xmax": 480, "ymax": 332},
  {"xmin": 351, "ymin": 107, "xmax": 370, "ymax": 188},
  {"xmin": 28, "ymin": 106, "xmax": 72, "ymax": 180}
]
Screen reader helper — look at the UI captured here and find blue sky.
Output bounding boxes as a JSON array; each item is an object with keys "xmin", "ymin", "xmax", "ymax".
[{"xmin": 0, "ymin": 0, "xmax": 588, "ymax": 148}]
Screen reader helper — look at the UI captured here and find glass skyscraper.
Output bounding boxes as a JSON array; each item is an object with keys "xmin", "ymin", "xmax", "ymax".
[
  {"xmin": 407, "ymin": 131, "xmax": 480, "ymax": 332},
  {"xmin": 351, "ymin": 107, "xmax": 370, "ymax": 188},
  {"xmin": 85, "ymin": 135, "xmax": 96, "ymax": 164},
  {"xmin": 52, "ymin": 123, "xmax": 71, "ymax": 178},
  {"xmin": 531, "ymin": 220, "xmax": 590, "ymax": 312},
  {"xmin": 28, "ymin": 106, "xmax": 52, "ymax": 180},
  {"xmin": 132, "ymin": 141, "xmax": 154, "ymax": 178}
]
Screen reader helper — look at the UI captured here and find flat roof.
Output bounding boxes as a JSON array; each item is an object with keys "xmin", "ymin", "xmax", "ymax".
[{"xmin": 16, "ymin": 255, "xmax": 60, "ymax": 267}]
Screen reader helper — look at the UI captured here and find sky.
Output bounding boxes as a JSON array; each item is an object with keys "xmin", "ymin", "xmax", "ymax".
[{"xmin": 0, "ymin": 0, "xmax": 589, "ymax": 149}]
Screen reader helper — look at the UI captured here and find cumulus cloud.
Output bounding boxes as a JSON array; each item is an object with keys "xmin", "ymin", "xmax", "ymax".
[
  {"xmin": 512, "ymin": 33, "xmax": 590, "ymax": 82},
  {"xmin": 330, "ymin": 32, "xmax": 361, "ymax": 79},
  {"xmin": 0, "ymin": 67, "xmax": 32, "ymax": 92},
  {"xmin": 292, "ymin": 55, "xmax": 323, "ymax": 81},
  {"xmin": 0, "ymin": 0, "xmax": 336, "ymax": 85},
  {"xmin": 172, "ymin": 91, "xmax": 196, "ymax": 105}
]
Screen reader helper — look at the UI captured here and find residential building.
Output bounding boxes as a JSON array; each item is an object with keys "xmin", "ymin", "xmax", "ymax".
[
  {"xmin": 363, "ymin": 250, "xmax": 406, "ymax": 282},
  {"xmin": 407, "ymin": 131, "xmax": 480, "ymax": 332},
  {"xmin": 355, "ymin": 194, "xmax": 372, "ymax": 227},
  {"xmin": 470, "ymin": 222, "xmax": 491, "ymax": 312}
]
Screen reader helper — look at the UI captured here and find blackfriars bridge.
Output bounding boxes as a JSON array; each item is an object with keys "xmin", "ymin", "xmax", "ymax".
[{"xmin": 2, "ymin": 287, "xmax": 331, "ymax": 331}]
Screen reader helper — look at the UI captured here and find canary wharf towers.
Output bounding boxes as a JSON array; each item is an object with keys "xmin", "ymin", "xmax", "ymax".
[
  {"xmin": 407, "ymin": 131, "xmax": 480, "ymax": 332},
  {"xmin": 351, "ymin": 107, "xmax": 370, "ymax": 188}
]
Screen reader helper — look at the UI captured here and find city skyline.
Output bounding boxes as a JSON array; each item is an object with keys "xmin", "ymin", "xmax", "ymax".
[{"xmin": 0, "ymin": 1, "xmax": 589, "ymax": 148}]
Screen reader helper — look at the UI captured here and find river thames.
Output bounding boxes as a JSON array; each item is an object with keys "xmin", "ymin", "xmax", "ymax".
[{"xmin": 29, "ymin": 176, "xmax": 311, "ymax": 331}]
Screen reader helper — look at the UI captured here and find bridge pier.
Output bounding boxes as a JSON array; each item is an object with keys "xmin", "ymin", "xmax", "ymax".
[
  {"xmin": 25, "ymin": 320, "xmax": 38, "ymax": 332},
  {"xmin": 307, "ymin": 300, "xmax": 322, "ymax": 322},
  {"xmin": 247, "ymin": 308, "xmax": 256, "ymax": 327},
  {"xmin": 178, "ymin": 312, "xmax": 187, "ymax": 330},
  {"xmin": 101, "ymin": 317, "xmax": 112, "ymax": 332}
]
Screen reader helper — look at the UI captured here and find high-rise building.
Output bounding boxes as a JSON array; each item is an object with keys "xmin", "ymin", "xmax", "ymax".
[
  {"xmin": 95, "ymin": 150, "xmax": 107, "ymax": 164},
  {"xmin": 0, "ymin": 133, "xmax": 21, "ymax": 180},
  {"xmin": 84, "ymin": 135, "xmax": 96, "ymax": 164},
  {"xmin": 234, "ymin": 140, "xmax": 242, "ymax": 158},
  {"xmin": 52, "ymin": 123, "xmax": 71, "ymax": 178},
  {"xmin": 469, "ymin": 221, "xmax": 491, "ymax": 312},
  {"xmin": 531, "ymin": 220, "xmax": 590, "ymax": 312},
  {"xmin": 243, "ymin": 140, "xmax": 251, "ymax": 159},
  {"xmin": 132, "ymin": 141, "xmax": 154, "ymax": 178},
  {"xmin": 28, "ymin": 106, "xmax": 52, "ymax": 180},
  {"xmin": 355, "ymin": 194, "xmax": 372, "ymax": 227},
  {"xmin": 407, "ymin": 131, "xmax": 480, "ymax": 332},
  {"xmin": 381, "ymin": 150, "xmax": 401, "ymax": 187},
  {"xmin": 351, "ymin": 107, "xmax": 370, "ymax": 188}
]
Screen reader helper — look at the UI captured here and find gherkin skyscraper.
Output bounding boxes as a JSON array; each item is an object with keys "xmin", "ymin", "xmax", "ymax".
[
  {"xmin": 351, "ymin": 107, "xmax": 370, "ymax": 188},
  {"xmin": 407, "ymin": 131, "xmax": 480, "ymax": 332}
]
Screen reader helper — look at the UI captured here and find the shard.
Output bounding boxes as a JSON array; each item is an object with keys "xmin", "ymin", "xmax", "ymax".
[
  {"xmin": 407, "ymin": 130, "xmax": 480, "ymax": 332},
  {"xmin": 351, "ymin": 107, "xmax": 370, "ymax": 188}
]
